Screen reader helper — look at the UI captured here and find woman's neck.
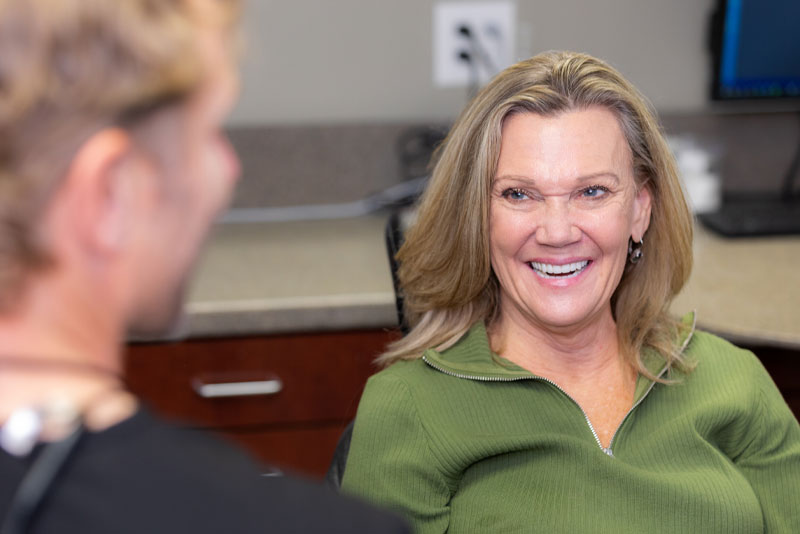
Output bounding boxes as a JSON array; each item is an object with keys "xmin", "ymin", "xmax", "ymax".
[{"xmin": 487, "ymin": 305, "xmax": 627, "ymax": 385}]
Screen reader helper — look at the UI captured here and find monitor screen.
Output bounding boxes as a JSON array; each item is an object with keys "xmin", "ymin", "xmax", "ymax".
[{"xmin": 710, "ymin": 0, "xmax": 800, "ymax": 101}]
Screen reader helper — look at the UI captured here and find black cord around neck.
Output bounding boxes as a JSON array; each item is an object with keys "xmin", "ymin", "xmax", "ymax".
[
  {"xmin": 0, "ymin": 424, "xmax": 85, "ymax": 534},
  {"xmin": 0, "ymin": 366, "xmax": 129, "ymax": 534}
]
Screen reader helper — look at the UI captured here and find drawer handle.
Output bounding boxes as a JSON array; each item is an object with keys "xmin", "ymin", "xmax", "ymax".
[{"xmin": 192, "ymin": 378, "xmax": 283, "ymax": 399}]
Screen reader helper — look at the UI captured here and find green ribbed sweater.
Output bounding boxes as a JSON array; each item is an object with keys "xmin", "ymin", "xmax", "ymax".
[{"xmin": 341, "ymin": 320, "xmax": 800, "ymax": 533}]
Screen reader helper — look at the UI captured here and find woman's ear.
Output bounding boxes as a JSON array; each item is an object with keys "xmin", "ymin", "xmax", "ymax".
[{"xmin": 632, "ymin": 184, "xmax": 652, "ymax": 242}]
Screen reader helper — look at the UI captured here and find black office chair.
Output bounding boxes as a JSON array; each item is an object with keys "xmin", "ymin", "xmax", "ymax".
[
  {"xmin": 324, "ymin": 210, "xmax": 411, "ymax": 488},
  {"xmin": 384, "ymin": 210, "xmax": 411, "ymax": 336},
  {"xmin": 324, "ymin": 419, "xmax": 355, "ymax": 489}
]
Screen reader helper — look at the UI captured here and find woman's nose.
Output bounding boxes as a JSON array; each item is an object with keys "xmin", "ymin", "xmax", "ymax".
[{"xmin": 534, "ymin": 200, "xmax": 580, "ymax": 247}]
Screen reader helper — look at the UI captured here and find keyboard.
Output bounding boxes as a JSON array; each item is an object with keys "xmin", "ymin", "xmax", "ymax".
[{"xmin": 699, "ymin": 197, "xmax": 800, "ymax": 237}]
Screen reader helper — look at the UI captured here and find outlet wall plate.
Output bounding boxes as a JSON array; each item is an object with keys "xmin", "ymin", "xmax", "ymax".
[{"xmin": 433, "ymin": 1, "xmax": 516, "ymax": 89}]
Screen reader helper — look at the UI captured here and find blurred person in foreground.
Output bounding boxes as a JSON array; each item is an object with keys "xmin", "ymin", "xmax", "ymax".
[
  {"xmin": 341, "ymin": 51, "xmax": 800, "ymax": 532},
  {"xmin": 0, "ymin": 0, "xmax": 409, "ymax": 532}
]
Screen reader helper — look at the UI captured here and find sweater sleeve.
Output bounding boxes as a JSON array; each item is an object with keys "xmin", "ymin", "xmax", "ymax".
[
  {"xmin": 734, "ymin": 359, "xmax": 800, "ymax": 533},
  {"xmin": 341, "ymin": 371, "xmax": 451, "ymax": 534}
]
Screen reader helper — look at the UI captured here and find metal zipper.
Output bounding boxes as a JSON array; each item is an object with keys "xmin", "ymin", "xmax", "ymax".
[
  {"xmin": 422, "ymin": 355, "xmax": 608, "ymax": 454},
  {"xmin": 605, "ymin": 319, "xmax": 697, "ymax": 455},
  {"xmin": 603, "ymin": 367, "xmax": 666, "ymax": 457}
]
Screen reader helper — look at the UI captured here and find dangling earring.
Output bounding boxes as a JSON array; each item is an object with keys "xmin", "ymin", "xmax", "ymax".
[{"xmin": 628, "ymin": 237, "xmax": 644, "ymax": 264}]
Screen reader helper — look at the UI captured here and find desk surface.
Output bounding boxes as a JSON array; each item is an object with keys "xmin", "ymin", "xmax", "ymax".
[
  {"xmin": 183, "ymin": 216, "xmax": 800, "ymax": 350},
  {"xmin": 183, "ymin": 216, "xmax": 397, "ymax": 338},
  {"xmin": 671, "ymin": 223, "xmax": 800, "ymax": 349}
]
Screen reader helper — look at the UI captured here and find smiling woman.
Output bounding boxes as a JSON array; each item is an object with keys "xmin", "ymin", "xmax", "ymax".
[
  {"xmin": 340, "ymin": 51, "xmax": 800, "ymax": 533},
  {"xmin": 377, "ymin": 53, "xmax": 693, "ymax": 382}
]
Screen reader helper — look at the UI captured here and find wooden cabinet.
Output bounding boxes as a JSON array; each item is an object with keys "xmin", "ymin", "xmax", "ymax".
[{"xmin": 124, "ymin": 329, "xmax": 398, "ymax": 479}]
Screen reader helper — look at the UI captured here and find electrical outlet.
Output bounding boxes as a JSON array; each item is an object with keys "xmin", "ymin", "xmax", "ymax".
[{"xmin": 433, "ymin": 1, "xmax": 516, "ymax": 89}]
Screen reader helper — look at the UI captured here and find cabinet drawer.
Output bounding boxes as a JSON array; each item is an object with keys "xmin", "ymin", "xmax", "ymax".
[{"xmin": 125, "ymin": 329, "xmax": 396, "ymax": 428}]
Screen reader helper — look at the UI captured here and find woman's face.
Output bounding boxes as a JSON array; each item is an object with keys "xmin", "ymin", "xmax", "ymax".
[{"xmin": 489, "ymin": 107, "xmax": 651, "ymax": 333}]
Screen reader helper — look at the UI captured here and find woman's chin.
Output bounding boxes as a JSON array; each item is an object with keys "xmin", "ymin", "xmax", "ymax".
[
  {"xmin": 508, "ymin": 299, "xmax": 612, "ymax": 334},
  {"xmin": 534, "ymin": 312, "xmax": 598, "ymax": 332}
]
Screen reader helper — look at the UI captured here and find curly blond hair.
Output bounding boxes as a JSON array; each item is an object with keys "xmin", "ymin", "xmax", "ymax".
[{"xmin": 0, "ymin": 0, "xmax": 239, "ymax": 309}]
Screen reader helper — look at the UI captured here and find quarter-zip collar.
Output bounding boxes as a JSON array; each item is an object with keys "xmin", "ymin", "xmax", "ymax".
[
  {"xmin": 422, "ymin": 312, "xmax": 697, "ymax": 455},
  {"xmin": 421, "ymin": 322, "xmax": 534, "ymax": 381},
  {"xmin": 422, "ymin": 312, "xmax": 697, "ymax": 402}
]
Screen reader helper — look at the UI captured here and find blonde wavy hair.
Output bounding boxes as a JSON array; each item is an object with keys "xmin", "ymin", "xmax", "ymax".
[
  {"xmin": 378, "ymin": 51, "xmax": 694, "ymax": 379},
  {"xmin": 0, "ymin": 0, "xmax": 239, "ymax": 310}
]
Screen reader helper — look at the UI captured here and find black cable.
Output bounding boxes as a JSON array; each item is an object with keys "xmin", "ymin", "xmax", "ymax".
[
  {"xmin": 780, "ymin": 111, "xmax": 800, "ymax": 200},
  {"xmin": 0, "ymin": 425, "xmax": 85, "ymax": 534},
  {"xmin": 396, "ymin": 125, "xmax": 448, "ymax": 182},
  {"xmin": 458, "ymin": 24, "xmax": 498, "ymax": 75},
  {"xmin": 457, "ymin": 48, "xmax": 480, "ymax": 101}
]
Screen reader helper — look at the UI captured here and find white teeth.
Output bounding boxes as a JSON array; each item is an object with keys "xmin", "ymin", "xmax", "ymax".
[{"xmin": 529, "ymin": 260, "xmax": 589, "ymax": 279}]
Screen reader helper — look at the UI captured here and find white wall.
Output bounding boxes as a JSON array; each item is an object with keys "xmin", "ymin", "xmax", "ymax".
[{"xmin": 228, "ymin": 0, "xmax": 716, "ymax": 125}]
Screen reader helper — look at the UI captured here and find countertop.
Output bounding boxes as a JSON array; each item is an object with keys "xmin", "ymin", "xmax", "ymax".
[
  {"xmin": 180, "ymin": 214, "xmax": 800, "ymax": 350},
  {"xmin": 671, "ymin": 223, "xmax": 800, "ymax": 349},
  {"xmin": 182, "ymin": 215, "xmax": 397, "ymax": 338}
]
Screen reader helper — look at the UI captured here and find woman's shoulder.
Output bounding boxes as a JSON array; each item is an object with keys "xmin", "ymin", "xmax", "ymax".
[
  {"xmin": 365, "ymin": 355, "xmax": 462, "ymax": 399},
  {"xmin": 360, "ymin": 359, "xmax": 448, "ymax": 412},
  {"xmin": 366, "ymin": 321, "xmax": 508, "ymax": 387},
  {"xmin": 681, "ymin": 326, "xmax": 777, "ymax": 397},
  {"xmin": 685, "ymin": 328, "xmax": 762, "ymax": 370},
  {"xmin": 676, "ymin": 322, "xmax": 799, "ymax": 461}
]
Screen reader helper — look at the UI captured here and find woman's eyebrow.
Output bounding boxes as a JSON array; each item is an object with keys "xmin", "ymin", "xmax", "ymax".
[
  {"xmin": 493, "ymin": 174, "xmax": 535, "ymax": 183},
  {"xmin": 575, "ymin": 172, "xmax": 620, "ymax": 185}
]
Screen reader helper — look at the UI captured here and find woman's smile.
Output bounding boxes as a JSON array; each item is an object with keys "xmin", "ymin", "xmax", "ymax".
[{"xmin": 529, "ymin": 259, "xmax": 591, "ymax": 279}]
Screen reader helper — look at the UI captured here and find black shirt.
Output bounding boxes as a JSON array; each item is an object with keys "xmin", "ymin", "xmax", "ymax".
[{"xmin": 0, "ymin": 407, "xmax": 408, "ymax": 533}]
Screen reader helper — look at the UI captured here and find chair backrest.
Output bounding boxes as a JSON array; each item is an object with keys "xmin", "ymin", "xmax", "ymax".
[
  {"xmin": 384, "ymin": 210, "xmax": 410, "ymax": 335},
  {"xmin": 324, "ymin": 210, "xmax": 414, "ymax": 488},
  {"xmin": 324, "ymin": 420, "xmax": 354, "ymax": 489}
]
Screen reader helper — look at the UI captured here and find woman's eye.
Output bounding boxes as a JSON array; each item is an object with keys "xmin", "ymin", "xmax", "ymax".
[
  {"xmin": 502, "ymin": 188, "xmax": 529, "ymax": 201},
  {"xmin": 581, "ymin": 185, "xmax": 609, "ymax": 198}
]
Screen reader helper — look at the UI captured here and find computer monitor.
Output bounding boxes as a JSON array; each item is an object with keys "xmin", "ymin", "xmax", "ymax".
[
  {"xmin": 710, "ymin": 0, "xmax": 800, "ymax": 104},
  {"xmin": 702, "ymin": 0, "xmax": 800, "ymax": 236}
]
